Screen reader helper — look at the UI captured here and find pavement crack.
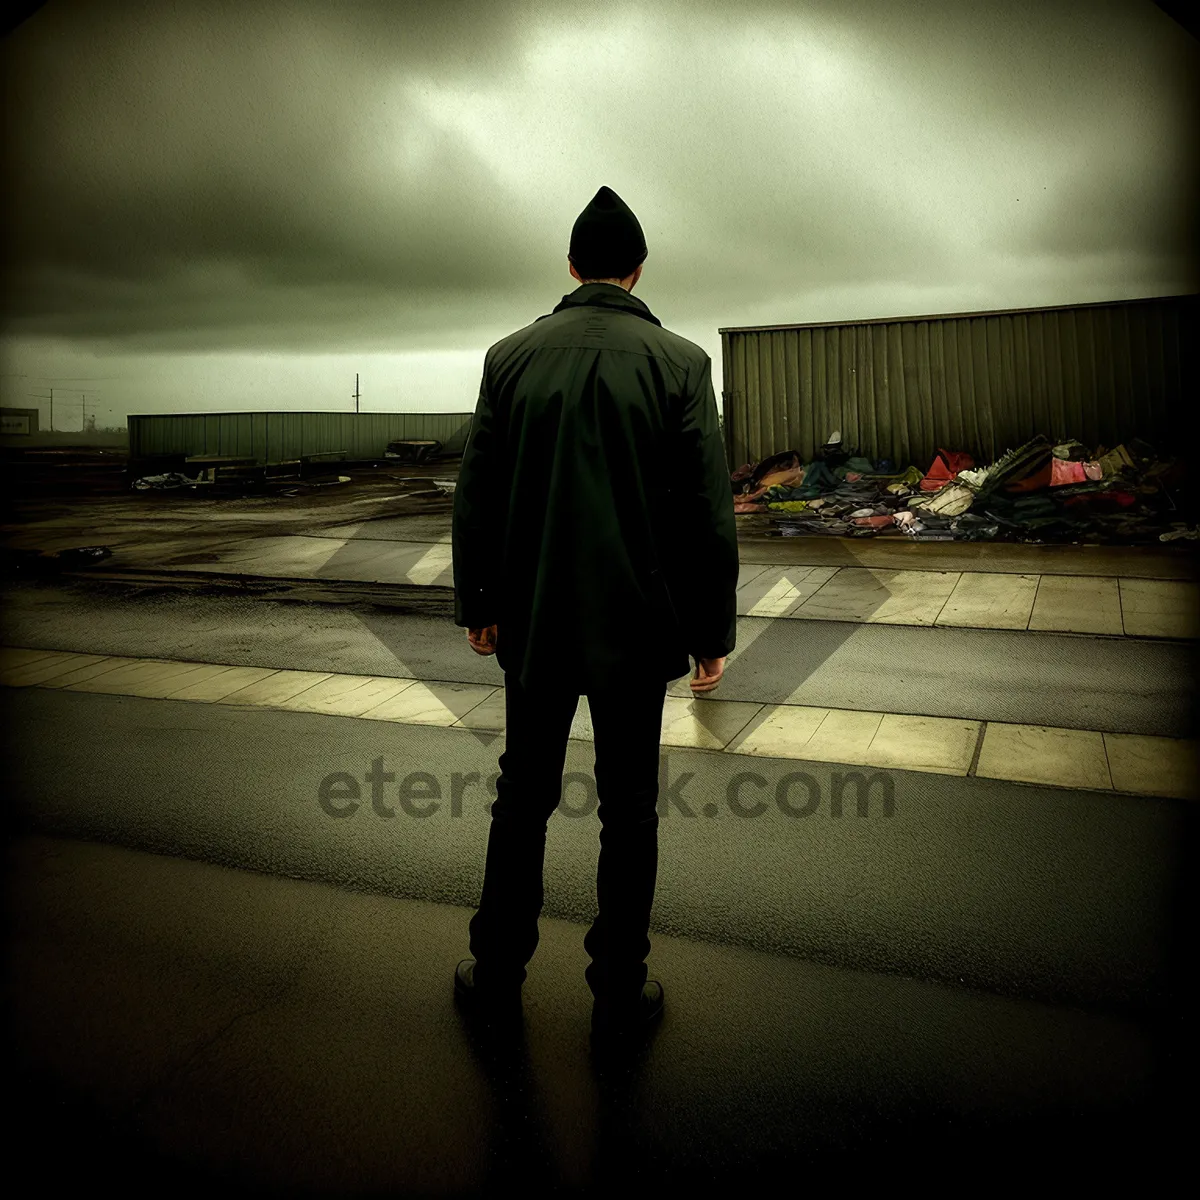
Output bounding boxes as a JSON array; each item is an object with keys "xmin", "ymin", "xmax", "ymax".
[
  {"xmin": 121, "ymin": 898, "xmax": 338, "ymax": 1126},
  {"xmin": 124, "ymin": 994, "xmax": 285, "ymax": 1124}
]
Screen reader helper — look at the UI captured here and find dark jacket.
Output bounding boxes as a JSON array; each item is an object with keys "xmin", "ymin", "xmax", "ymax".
[{"xmin": 452, "ymin": 282, "xmax": 739, "ymax": 693}]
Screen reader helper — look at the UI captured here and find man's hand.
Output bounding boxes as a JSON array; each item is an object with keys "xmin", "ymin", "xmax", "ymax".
[
  {"xmin": 690, "ymin": 655, "xmax": 726, "ymax": 694},
  {"xmin": 467, "ymin": 625, "xmax": 498, "ymax": 656}
]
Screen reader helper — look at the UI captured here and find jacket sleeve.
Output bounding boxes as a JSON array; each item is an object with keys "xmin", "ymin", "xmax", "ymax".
[
  {"xmin": 663, "ymin": 354, "xmax": 739, "ymax": 659},
  {"xmin": 452, "ymin": 356, "xmax": 505, "ymax": 629}
]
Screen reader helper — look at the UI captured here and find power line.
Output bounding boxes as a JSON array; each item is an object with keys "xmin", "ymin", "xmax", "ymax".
[{"xmin": 25, "ymin": 385, "xmax": 100, "ymax": 432}]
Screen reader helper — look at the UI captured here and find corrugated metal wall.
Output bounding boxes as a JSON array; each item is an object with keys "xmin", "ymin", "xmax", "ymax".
[
  {"xmin": 127, "ymin": 411, "xmax": 475, "ymax": 464},
  {"xmin": 720, "ymin": 294, "xmax": 1197, "ymax": 469}
]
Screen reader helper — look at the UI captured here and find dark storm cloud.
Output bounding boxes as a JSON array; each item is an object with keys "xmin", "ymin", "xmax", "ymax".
[
  {"xmin": 0, "ymin": 0, "xmax": 1196, "ymax": 356},
  {"xmin": 2, "ymin": 0, "xmax": 558, "ymax": 348}
]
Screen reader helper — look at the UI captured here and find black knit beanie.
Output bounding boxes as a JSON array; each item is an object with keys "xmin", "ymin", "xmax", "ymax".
[{"xmin": 568, "ymin": 186, "xmax": 647, "ymax": 280}]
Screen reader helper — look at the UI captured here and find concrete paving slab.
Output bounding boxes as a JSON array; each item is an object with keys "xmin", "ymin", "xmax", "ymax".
[
  {"xmin": 403, "ymin": 542, "xmax": 455, "ymax": 586},
  {"xmin": 724, "ymin": 703, "xmax": 830, "ymax": 758},
  {"xmin": 737, "ymin": 565, "xmax": 839, "ymax": 617},
  {"xmin": 801, "ymin": 707, "xmax": 886, "ymax": 762},
  {"xmin": 102, "ymin": 661, "xmax": 241, "ymax": 699},
  {"xmin": 775, "ymin": 567, "xmax": 888, "ymax": 623},
  {"xmin": 936, "ymin": 571, "xmax": 1040, "ymax": 630},
  {"xmin": 861, "ymin": 569, "xmax": 961, "ymax": 626},
  {"xmin": 1119, "ymin": 579, "xmax": 1200, "ymax": 639},
  {"xmin": 566, "ymin": 694, "xmax": 763, "ymax": 752},
  {"xmin": 275, "ymin": 673, "xmax": 415, "ymax": 716},
  {"xmin": 320, "ymin": 542, "xmax": 435, "ymax": 584},
  {"xmin": 357, "ymin": 680, "xmax": 496, "ymax": 726},
  {"xmin": 301, "ymin": 535, "xmax": 410, "ymax": 570},
  {"xmin": 787, "ymin": 568, "xmax": 960, "ymax": 626},
  {"xmin": 659, "ymin": 695, "xmax": 763, "ymax": 751},
  {"xmin": 1, "ymin": 653, "xmax": 133, "ymax": 688},
  {"xmin": 451, "ymin": 688, "xmax": 507, "ymax": 731},
  {"xmin": 218, "ymin": 669, "xmax": 334, "ymax": 706},
  {"xmin": 1103, "ymin": 732, "xmax": 1200, "ymax": 800},
  {"xmin": 63, "ymin": 658, "xmax": 228, "ymax": 698},
  {"xmin": 863, "ymin": 712, "xmax": 982, "ymax": 776},
  {"xmin": 1029, "ymin": 575, "xmax": 1124, "ymax": 635},
  {"xmin": 735, "ymin": 535, "xmax": 1200, "ymax": 580},
  {"xmin": 160, "ymin": 664, "xmax": 280, "ymax": 702},
  {"xmin": 735, "ymin": 562, "xmax": 772, "ymax": 590},
  {"xmin": 0, "ymin": 647, "xmax": 70, "ymax": 670},
  {"xmin": 976, "ymin": 723, "xmax": 1113, "ymax": 791}
]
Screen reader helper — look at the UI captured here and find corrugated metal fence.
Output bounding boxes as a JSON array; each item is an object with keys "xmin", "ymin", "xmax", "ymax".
[
  {"xmin": 720, "ymin": 294, "xmax": 1197, "ymax": 470},
  {"xmin": 128, "ymin": 411, "xmax": 474, "ymax": 464}
]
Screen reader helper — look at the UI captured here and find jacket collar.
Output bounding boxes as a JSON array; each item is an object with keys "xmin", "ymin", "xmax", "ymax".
[{"xmin": 544, "ymin": 282, "xmax": 662, "ymax": 328}]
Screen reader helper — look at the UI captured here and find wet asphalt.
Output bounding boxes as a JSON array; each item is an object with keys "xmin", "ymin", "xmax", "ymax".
[
  {"xmin": 4, "ymin": 832, "xmax": 1189, "ymax": 1193},
  {"xmin": 3, "ymin": 577, "xmax": 1195, "ymax": 736},
  {"xmin": 1, "ymin": 575, "xmax": 1194, "ymax": 1191}
]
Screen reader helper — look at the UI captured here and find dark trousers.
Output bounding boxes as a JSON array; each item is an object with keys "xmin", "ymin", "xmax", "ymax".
[{"xmin": 468, "ymin": 671, "xmax": 668, "ymax": 1006}]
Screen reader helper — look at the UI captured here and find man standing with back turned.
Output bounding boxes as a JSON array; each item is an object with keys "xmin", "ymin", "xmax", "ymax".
[{"xmin": 452, "ymin": 186, "xmax": 739, "ymax": 1044}]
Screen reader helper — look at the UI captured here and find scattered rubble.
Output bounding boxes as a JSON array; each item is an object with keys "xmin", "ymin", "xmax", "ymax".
[
  {"xmin": 133, "ymin": 472, "xmax": 192, "ymax": 491},
  {"xmin": 730, "ymin": 433, "xmax": 1192, "ymax": 544},
  {"xmin": 385, "ymin": 439, "xmax": 443, "ymax": 464}
]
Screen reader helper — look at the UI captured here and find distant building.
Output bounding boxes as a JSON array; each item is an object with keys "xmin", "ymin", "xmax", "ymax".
[
  {"xmin": 127, "ymin": 410, "xmax": 473, "ymax": 467},
  {"xmin": 1, "ymin": 407, "xmax": 40, "ymax": 436}
]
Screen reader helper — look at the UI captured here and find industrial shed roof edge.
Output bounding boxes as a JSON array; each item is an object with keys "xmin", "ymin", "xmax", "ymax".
[{"xmin": 716, "ymin": 292, "xmax": 1199, "ymax": 335}]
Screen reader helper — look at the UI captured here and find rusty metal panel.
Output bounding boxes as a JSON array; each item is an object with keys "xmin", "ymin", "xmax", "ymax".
[{"xmin": 720, "ymin": 294, "xmax": 1197, "ymax": 469}]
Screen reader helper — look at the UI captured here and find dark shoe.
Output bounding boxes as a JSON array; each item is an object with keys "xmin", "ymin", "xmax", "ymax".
[
  {"xmin": 590, "ymin": 980, "xmax": 664, "ymax": 1042},
  {"xmin": 454, "ymin": 959, "xmax": 522, "ymax": 1027}
]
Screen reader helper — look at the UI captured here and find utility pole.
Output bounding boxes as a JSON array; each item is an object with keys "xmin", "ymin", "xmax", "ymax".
[
  {"xmin": 353, "ymin": 373, "xmax": 360, "ymax": 414},
  {"xmin": 28, "ymin": 377, "xmax": 109, "ymax": 433}
]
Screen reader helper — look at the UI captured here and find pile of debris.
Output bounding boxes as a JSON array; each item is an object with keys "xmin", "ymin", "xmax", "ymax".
[
  {"xmin": 730, "ymin": 432, "xmax": 1194, "ymax": 544},
  {"xmin": 129, "ymin": 467, "xmax": 352, "ymax": 496}
]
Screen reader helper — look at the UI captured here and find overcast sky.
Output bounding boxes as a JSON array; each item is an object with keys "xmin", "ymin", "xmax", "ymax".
[{"xmin": 1, "ymin": 0, "xmax": 1195, "ymax": 428}]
